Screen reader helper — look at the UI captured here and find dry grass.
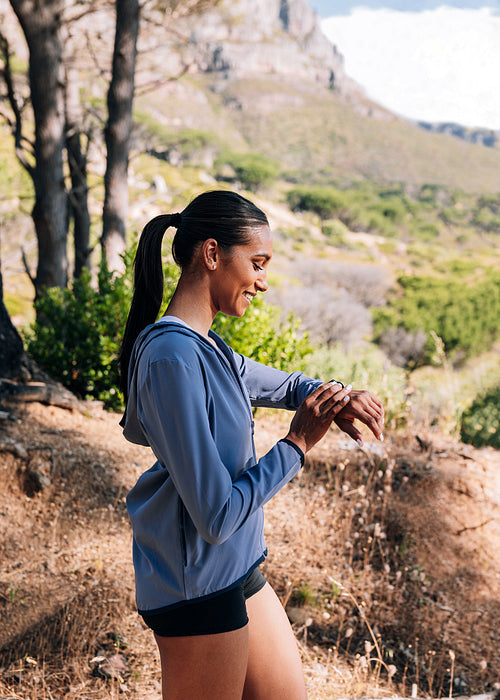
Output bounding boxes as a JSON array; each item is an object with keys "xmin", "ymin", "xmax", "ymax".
[{"xmin": 0, "ymin": 401, "xmax": 499, "ymax": 699}]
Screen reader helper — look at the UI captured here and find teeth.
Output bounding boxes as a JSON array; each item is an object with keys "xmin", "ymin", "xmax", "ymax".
[{"xmin": 243, "ymin": 292, "xmax": 253, "ymax": 301}]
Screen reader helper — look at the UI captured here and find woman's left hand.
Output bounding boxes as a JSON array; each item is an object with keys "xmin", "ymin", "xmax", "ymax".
[{"xmin": 333, "ymin": 390, "xmax": 385, "ymax": 446}]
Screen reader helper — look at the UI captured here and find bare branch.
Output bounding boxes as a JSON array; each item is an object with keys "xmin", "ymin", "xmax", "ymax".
[
  {"xmin": 0, "ymin": 30, "xmax": 35, "ymax": 176},
  {"xmin": 135, "ymin": 61, "xmax": 193, "ymax": 96},
  {"xmin": 21, "ymin": 247, "xmax": 35, "ymax": 289}
]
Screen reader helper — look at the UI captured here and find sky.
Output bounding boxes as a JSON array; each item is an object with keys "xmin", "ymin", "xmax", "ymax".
[{"xmin": 317, "ymin": 2, "xmax": 500, "ymax": 129}]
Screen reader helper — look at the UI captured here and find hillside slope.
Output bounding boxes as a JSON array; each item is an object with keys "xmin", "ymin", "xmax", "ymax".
[
  {"xmin": 2, "ymin": 0, "xmax": 500, "ymax": 197},
  {"xmin": 134, "ymin": 72, "xmax": 500, "ymax": 193}
]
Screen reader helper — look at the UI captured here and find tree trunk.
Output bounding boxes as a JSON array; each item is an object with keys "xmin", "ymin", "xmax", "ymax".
[
  {"xmin": 65, "ymin": 65, "xmax": 91, "ymax": 278},
  {"xmin": 0, "ymin": 267, "xmax": 24, "ymax": 380},
  {"xmin": 10, "ymin": 0, "xmax": 68, "ymax": 297},
  {"xmin": 101, "ymin": 0, "xmax": 139, "ymax": 273}
]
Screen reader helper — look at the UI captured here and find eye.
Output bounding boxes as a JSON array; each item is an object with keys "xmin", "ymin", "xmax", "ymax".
[{"xmin": 253, "ymin": 263, "xmax": 264, "ymax": 271}]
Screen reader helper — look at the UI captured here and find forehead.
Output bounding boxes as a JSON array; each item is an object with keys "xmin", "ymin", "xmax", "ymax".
[{"xmin": 244, "ymin": 225, "xmax": 272, "ymax": 254}]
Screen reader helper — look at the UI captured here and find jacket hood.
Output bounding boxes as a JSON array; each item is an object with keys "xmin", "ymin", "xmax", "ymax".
[{"xmin": 120, "ymin": 320, "xmax": 219, "ymax": 446}]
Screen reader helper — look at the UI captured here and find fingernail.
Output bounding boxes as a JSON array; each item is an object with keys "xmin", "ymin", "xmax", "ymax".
[
  {"xmin": 379, "ymin": 434, "xmax": 384, "ymax": 442},
  {"xmin": 343, "ymin": 395, "xmax": 350, "ymax": 402},
  {"xmin": 345, "ymin": 384, "xmax": 352, "ymax": 391},
  {"xmin": 356, "ymin": 438, "xmax": 363, "ymax": 447}
]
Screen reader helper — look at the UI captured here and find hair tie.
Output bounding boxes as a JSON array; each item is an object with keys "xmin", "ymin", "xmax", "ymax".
[{"xmin": 171, "ymin": 213, "xmax": 182, "ymax": 228}]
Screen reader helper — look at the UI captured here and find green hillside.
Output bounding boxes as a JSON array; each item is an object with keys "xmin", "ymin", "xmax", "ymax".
[{"xmin": 135, "ymin": 73, "xmax": 500, "ymax": 193}]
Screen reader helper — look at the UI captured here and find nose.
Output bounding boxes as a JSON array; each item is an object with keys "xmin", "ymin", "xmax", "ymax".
[{"xmin": 256, "ymin": 269, "xmax": 268, "ymax": 293}]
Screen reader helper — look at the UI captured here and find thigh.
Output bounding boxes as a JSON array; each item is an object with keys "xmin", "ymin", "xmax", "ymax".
[
  {"xmin": 155, "ymin": 626, "xmax": 249, "ymax": 700},
  {"xmin": 243, "ymin": 583, "xmax": 307, "ymax": 700}
]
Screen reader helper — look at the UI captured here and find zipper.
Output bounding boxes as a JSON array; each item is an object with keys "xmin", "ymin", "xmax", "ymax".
[{"xmin": 178, "ymin": 499, "xmax": 188, "ymax": 567}]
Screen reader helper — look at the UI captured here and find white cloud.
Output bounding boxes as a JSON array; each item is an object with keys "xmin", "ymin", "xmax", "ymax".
[{"xmin": 322, "ymin": 6, "xmax": 500, "ymax": 129}]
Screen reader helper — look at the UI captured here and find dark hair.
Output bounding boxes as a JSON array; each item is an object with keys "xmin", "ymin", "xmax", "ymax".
[{"xmin": 119, "ymin": 190, "xmax": 268, "ymax": 397}]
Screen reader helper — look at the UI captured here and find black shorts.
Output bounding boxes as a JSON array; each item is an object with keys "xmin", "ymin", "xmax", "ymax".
[{"xmin": 141, "ymin": 567, "xmax": 267, "ymax": 637}]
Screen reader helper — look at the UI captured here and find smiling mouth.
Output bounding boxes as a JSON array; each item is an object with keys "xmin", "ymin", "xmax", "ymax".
[{"xmin": 242, "ymin": 292, "xmax": 255, "ymax": 303}]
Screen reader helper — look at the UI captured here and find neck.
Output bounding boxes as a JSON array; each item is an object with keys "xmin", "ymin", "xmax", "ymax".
[{"xmin": 165, "ymin": 272, "xmax": 216, "ymax": 338}]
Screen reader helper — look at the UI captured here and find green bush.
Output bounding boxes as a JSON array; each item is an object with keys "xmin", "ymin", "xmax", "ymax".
[
  {"xmin": 373, "ymin": 272, "xmax": 500, "ymax": 365},
  {"xmin": 460, "ymin": 384, "xmax": 500, "ymax": 449},
  {"xmin": 321, "ymin": 218, "xmax": 350, "ymax": 246},
  {"xmin": 287, "ymin": 186, "xmax": 349, "ymax": 219},
  {"xmin": 218, "ymin": 152, "xmax": 280, "ymax": 190},
  {"xmin": 212, "ymin": 296, "xmax": 312, "ymax": 371},
  {"xmin": 25, "ymin": 258, "xmax": 134, "ymax": 410},
  {"xmin": 25, "ymin": 249, "xmax": 311, "ymax": 409}
]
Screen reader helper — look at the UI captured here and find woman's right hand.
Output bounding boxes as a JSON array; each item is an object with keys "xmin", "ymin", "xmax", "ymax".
[{"xmin": 285, "ymin": 382, "xmax": 352, "ymax": 454}]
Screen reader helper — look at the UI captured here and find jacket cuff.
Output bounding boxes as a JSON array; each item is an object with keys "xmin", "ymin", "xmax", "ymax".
[{"xmin": 279, "ymin": 438, "xmax": 305, "ymax": 466}]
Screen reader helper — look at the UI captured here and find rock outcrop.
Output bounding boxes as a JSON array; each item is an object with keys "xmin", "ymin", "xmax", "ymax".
[{"xmin": 168, "ymin": 0, "xmax": 353, "ymax": 93}]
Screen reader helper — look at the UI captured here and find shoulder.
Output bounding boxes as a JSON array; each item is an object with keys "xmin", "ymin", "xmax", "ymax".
[{"xmin": 141, "ymin": 325, "xmax": 213, "ymax": 368}]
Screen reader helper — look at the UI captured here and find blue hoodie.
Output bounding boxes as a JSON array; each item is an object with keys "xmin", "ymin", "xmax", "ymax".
[{"xmin": 122, "ymin": 319, "xmax": 324, "ymax": 614}]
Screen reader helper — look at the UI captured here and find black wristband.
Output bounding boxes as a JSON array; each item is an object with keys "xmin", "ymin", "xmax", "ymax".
[{"xmin": 279, "ymin": 438, "xmax": 305, "ymax": 466}]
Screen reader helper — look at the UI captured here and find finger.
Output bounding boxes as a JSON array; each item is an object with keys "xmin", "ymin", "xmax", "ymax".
[
  {"xmin": 346, "ymin": 394, "xmax": 385, "ymax": 437},
  {"xmin": 335, "ymin": 417, "xmax": 364, "ymax": 445},
  {"xmin": 318, "ymin": 380, "xmax": 345, "ymax": 399},
  {"xmin": 305, "ymin": 381, "xmax": 342, "ymax": 405},
  {"xmin": 357, "ymin": 409, "xmax": 384, "ymax": 441},
  {"xmin": 354, "ymin": 392, "xmax": 384, "ymax": 419},
  {"xmin": 317, "ymin": 384, "xmax": 352, "ymax": 414}
]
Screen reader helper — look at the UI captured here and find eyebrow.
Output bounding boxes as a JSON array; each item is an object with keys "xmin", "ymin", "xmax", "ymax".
[{"xmin": 253, "ymin": 252, "xmax": 272, "ymax": 261}]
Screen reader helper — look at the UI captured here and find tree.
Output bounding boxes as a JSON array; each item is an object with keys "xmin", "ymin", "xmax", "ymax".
[
  {"xmin": 101, "ymin": 0, "xmax": 139, "ymax": 272},
  {"xmin": 1, "ymin": 0, "xmax": 222, "ymax": 297},
  {"xmin": 0, "ymin": 266, "xmax": 24, "ymax": 379},
  {"xmin": 7, "ymin": 0, "xmax": 68, "ymax": 297},
  {"xmin": 64, "ymin": 60, "xmax": 92, "ymax": 279}
]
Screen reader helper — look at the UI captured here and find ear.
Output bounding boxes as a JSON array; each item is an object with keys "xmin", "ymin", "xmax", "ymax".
[{"xmin": 202, "ymin": 238, "xmax": 219, "ymax": 270}]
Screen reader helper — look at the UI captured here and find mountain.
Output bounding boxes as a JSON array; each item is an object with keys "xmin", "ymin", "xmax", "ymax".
[
  {"xmin": 131, "ymin": 0, "xmax": 500, "ymax": 193},
  {"xmin": 2, "ymin": 0, "xmax": 500, "ymax": 193},
  {"xmin": 146, "ymin": 0, "xmax": 356, "ymax": 94},
  {"xmin": 417, "ymin": 121, "xmax": 499, "ymax": 149}
]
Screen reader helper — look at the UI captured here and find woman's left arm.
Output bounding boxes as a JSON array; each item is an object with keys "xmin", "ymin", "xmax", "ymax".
[
  {"xmin": 235, "ymin": 353, "xmax": 324, "ymax": 409},
  {"xmin": 334, "ymin": 390, "xmax": 385, "ymax": 445},
  {"xmin": 236, "ymin": 354, "xmax": 384, "ymax": 445}
]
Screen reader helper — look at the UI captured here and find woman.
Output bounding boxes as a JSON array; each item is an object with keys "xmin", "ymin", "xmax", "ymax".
[{"xmin": 120, "ymin": 190, "xmax": 384, "ymax": 700}]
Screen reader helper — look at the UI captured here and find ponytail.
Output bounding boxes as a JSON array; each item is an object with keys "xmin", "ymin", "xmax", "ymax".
[
  {"xmin": 119, "ymin": 214, "xmax": 178, "ymax": 397},
  {"xmin": 120, "ymin": 190, "xmax": 268, "ymax": 401}
]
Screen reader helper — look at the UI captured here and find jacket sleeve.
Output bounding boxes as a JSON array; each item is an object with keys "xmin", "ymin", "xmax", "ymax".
[
  {"xmin": 136, "ymin": 357, "xmax": 303, "ymax": 546},
  {"xmin": 234, "ymin": 353, "xmax": 324, "ymax": 409}
]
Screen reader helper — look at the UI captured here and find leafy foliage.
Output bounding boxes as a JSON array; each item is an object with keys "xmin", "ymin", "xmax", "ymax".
[
  {"xmin": 212, "ymin": 296, "xmax": 312, "ymax": 371},
  {"xmin": 25, "ymin": 249, "xmax": 311, "ymax": 409},
  {"xmin": 286, "ymin": 184, "xmax": 412, "ymax": 237},
  {"xmin": 217, "ymin": 152, "xmax": 280, "ymax": 190},
  {"xmin": 460, "ymin": 384, "xmax": 500, "ymax": 449},
  {"xmin": 25, "ymin": 258, "xmax": 134, "ymax": 410},
  {"xmin": 373, "ymin": 272, "xmax": 500, "ymax": 366}
]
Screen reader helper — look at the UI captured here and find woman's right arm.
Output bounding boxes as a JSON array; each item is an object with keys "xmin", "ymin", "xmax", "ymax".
[{"xmin": 136, "ymin": 361, "xmax": 351, "ymax": 546}]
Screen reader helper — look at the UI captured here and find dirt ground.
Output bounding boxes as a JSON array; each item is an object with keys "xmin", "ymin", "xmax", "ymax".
[{"xmin": 0, "ymin": 397, "xmax": 499, "ymax": 699}]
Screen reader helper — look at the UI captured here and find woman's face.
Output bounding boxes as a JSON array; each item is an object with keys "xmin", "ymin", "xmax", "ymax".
[{"xmin": 212, "ymin": 225, "xmax": 273, "ymax": 318}]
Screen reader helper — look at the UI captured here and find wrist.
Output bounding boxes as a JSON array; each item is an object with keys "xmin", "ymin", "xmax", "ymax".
[{"xmin": 283, "ymin": 433, "xmax": 307, "ymax": 455}]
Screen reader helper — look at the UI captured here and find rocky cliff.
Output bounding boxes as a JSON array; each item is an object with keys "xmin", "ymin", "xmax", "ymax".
[{"xmin": 149, "ymin": 0, "xmax": 354, "ymax": 94}]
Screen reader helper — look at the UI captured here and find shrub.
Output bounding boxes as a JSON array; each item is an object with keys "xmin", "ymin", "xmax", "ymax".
[
  {"xmin": 212, "ymin": 296, "xmax": 312, "ymax": 371},
  {"xmin": 275, "ymin": 284, "xmax": 373, "ymax": 350},
  {"xmin": 25, "ymin": 250, "xmax": 310, "ymax": 409},
  {"xmin": 321, "ymin": 219, "xmax": 349, "ymax": 246},
  {"xmin": 415, "ymin": 222, "xmax": 440, "ymax": 241},
  {"xmin": 460, "ymin": 384, "xmax": 500, "ymax": 449},
  {"xmin": 378, "ymin": 327, "xmax": 428, "ymax": 369},
  {"xmin": 286, "ymin": 186, "xmax": 349, "ymax": 219},
  {"xmin": 218, "ymin": 152, "xmax": 280, "ymax": 190},
  {"xmin": 25, "ymin": 258, "xmax": 134, "ymax": 411},
  {"xmin": 373, "ymin": 272, "xmax": 500, "ymax": 365}
]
